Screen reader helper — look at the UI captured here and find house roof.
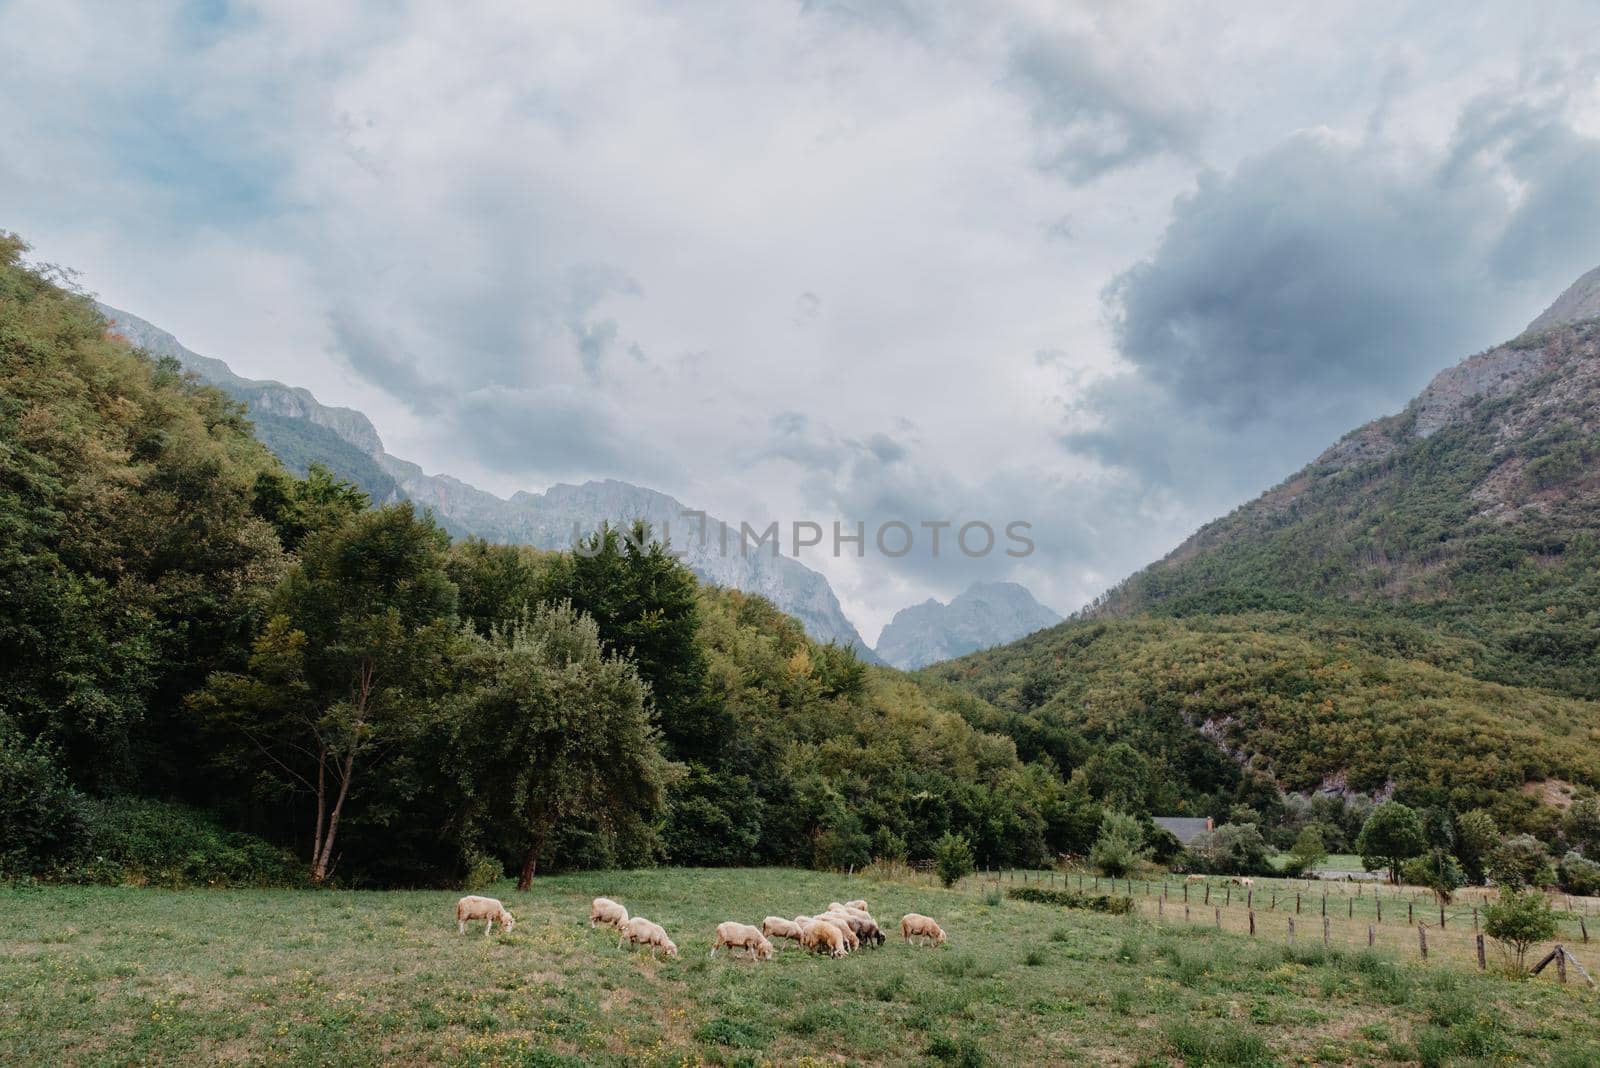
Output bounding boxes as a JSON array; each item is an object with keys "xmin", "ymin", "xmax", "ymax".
[{"xmin": 1152, "ymin": 817, "xmax": 1212, "ymax": 845}]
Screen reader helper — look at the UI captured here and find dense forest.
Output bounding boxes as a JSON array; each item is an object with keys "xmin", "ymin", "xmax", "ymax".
[{"xmin": 0, "ymin": 236, "xmax": 1102, "ymax": 887}]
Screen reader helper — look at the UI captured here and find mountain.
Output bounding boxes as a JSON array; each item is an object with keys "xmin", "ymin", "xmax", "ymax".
[
  {"xmin": 875, "ymin": 581, "xmax": 1061, "ymax": 669},
  {"xmin": 921, "ymin": 267, "xmax": 1600, "ymax": 825},
  {"xmin": 96, "ymin": 305, "xmax": 878, "ymax": 660},
  {"xmin": 1082, "ymin": 267, "xmax": 1600, "ymax": 700}
]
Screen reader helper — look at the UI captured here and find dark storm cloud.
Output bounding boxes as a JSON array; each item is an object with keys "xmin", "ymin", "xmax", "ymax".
[{"xmin": 1068, "ymin": 94, "xmax": 1600, "ymax": 510}]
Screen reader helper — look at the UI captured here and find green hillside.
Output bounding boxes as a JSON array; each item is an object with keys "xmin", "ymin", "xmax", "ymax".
[
  {"xmin": 925, "ymin": 300, "xmax": 1600, "ymax": 836},
  {"xmin": 1088, "ymin": 318, "xmax": 1600, "ymax": 700}
]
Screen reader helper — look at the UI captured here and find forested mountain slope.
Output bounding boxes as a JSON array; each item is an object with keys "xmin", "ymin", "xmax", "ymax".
[
  {"xmin": 924, "ymin": 268, "xmax": 1600, "ymax": 833},
  {"xmin": 1086, "ymin": 273, "xmax": 1600, "ymax": 701}
]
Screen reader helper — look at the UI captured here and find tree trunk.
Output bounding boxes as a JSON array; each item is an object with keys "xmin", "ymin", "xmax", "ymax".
[
  {"xmin": 517, "ymin": 828, "xmax": 549, "ymax": 891},
  {"xmin": 312, "ymin": 751, "xmax": 356, "ymax": 885}
]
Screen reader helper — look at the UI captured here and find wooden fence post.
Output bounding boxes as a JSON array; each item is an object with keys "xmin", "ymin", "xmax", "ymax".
[
  {"xmin": 1408, "ymin": 902, "xmax": 1414, "ymax": 925},
  {"xmin": 1418, "ymin": 924, "xmax": 1427, "ymax": 960},
  {"xmin": 1226, "ymin": 886, "xmax": 1231, "ymax": 907},
  {"xmin": 1440, "ymin": 903, "xmax": 1446, "ymax": 930},
  {"xmin": 1376, "ymin": 898, "xmax": 1382, "ymax": 923},
  {"xmin": 1369, "ymin": 924, "xmax": 1375, "ymax": 948},
  {"xmin": 1247, "ymin": 889, "xmax": 1253, "ymax": 909},
  {"xmin": 1185, "ymin": 904, "xmax": 1191, "ymax": 923},
  {"xmin": 1558, "ymin": 948, "xmax": 1568, "ymax": 985},
  {"xmin": 1183, "ymin": 882, "xmax": 1189, "ymax": 902},
  {"xmin": 1295, "ymin": 892, "xmax": 1301, "ymax": 914},
  {"xmin": 1321, "ymin": 891, "xmax": 1327, "ymax": 918},
  {"xmin": 1581, "ymin": 916, "xmax": 1589, "ymax": 944},
  {"xmin": 1215, "ymin": 907, "xmax": 1222, "ymax": 930},
  {"xmin": 1476, "ymin": 933, "xmax": 1486, "ymax": 971},
  {"xmin": 1348, "ymin": 899, "xmax": 1353, "ymax": 919},
  {"xmin": 1322, "ymin": 916, "xmax": 1330, "ymax": 948},
  {"xmin": 1158, "ymin": 897, "xmax": 1165, "ymax": 921},
  {"xmin": 1205, "ymin": 885, "xmax": 1210, "ymax": 905},
  {"xmin": 1249, "ymin": 909, "xmax": 1255, "ymax": 936},
  {"xmin": 1288, "ymin": 918, "xmax": 1295, "ymax": 943}
]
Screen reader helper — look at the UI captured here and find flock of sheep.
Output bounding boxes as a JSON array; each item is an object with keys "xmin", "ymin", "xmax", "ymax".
[{"xmin": 452, "ymin": 893, "xmax": 947, "ymax": 962}]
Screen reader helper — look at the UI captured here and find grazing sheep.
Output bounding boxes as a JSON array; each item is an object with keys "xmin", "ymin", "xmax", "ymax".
[
  {"xmin": 800, "ymin": 918, "xmax": 846, "ymax": 958},
  {"xmin": 1186, "ymin": 874, "xmax": 1207, "ymax": 883},
  {"xmin": 455, "ymin": 895, "xmax": 516, "ymax": 937},
  {"xmin": 822, "ymin": 908, "xmax": 882, "ymax": 948},
  {"xmin": 619, "ymin": 916, "xmax": 678, "ymax": 959},
  {"xmin": 711, "ymin": 921, "xmax": 774, "ymax": 961},
  {"xmin": 900, "ymin": 913, "xmax": 946, "ymax": 947},
  {"xmin": 590, "ymin": 897, "xmax": 629, "ymax": 930},
  {"xmin": 844, "ymin": 899, "xmax": 868, "ymax": 911},
  {"xmin": 762, "ymin": 916, "xmax": 805, "ymax": 945},
  {"xmin": 817, "ymin": 912, "xmax": 860, "ymax": 952}
]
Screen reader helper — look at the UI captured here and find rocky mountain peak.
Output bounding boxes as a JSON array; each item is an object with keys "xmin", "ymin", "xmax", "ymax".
[{"xmin": 1525, "ymin": 264, "xmax": 1600, "ymax": 334}]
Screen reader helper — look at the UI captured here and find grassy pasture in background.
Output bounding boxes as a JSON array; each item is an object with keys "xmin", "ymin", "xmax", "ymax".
[{"xmin": 4, "ymin": 868, "xmax": 1599, "ymax": 1066}]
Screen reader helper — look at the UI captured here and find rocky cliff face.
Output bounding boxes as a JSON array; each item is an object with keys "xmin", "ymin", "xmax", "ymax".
[
  {"xmin": 1525, "ymin": 264, "xmax": 1600, "ymax": 334},
  {"xmin": 99, "ymin": 304, "xmax": 877, "ymax": 660},
  {"xmin": 875, "ymin": 581, "xmax": 1061, "ymax": 670}
]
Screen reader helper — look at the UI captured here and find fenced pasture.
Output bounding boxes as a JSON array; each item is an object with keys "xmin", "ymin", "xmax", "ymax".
[
  {"xmin": 971, "ymin": 868, "xmax": 1600, "ymax": 976},
  {"xmin": 4, "ymin": 868, "xmax": 1599, "ymax": 1066}
]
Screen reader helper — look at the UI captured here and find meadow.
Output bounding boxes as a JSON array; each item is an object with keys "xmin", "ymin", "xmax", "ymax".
[{"xmin": 5, "ymin": 870, "xmax": 1600, "ymax": 1066}]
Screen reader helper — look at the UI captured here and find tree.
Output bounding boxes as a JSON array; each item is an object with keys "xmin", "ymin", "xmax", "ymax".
[
  {"xmin": 1563, "ymin": 797, "xmax": 1600, "ymax": 857},
  {"xmin": 452, "ymin": 602, "xmax": 671, "ymax": 889},
  {"xmin": 1454, "ymin": 808, "xmax": 1499, "ymax": 885},
  {"xmin": 1355, "ymin": 801, "xmax": 1426, "ymax": 884},
  {"xmin": 1483, "ymin": 889, "xmax": 1557, "ymax": 974},
  {"xmin": 1186, "ymin": 822, "xmax": 1269, "ymax": 876},
  {"xmin": 1081, "ymin": 743, "xmax": 1151, "ymax": 812},
  {"xmin": 1089, "ymin": 810, "xmax": 1150, "ymax": 878},
  {"xmin": 1558, "ymin": 851, "xmax": 1600, "ymax": 896},
  {"xmin": 1402, "ymin": 853, "xmax": 1465, "ymax": 903},
  {"xmin": 935, "ymin": 832, "xmax": 976, "ymax": 888},
  {"xmin": 1487, "ymin": 834, "xmax": 1555, "ymax": 890},
  {"xmin": 1288, "ymin": 825, "xmax": 1328, "ymax": 875},
  {"xmin": 552, "ymin": 522, "xmax": 725, "ymax": 761},
  {"xmin": 193, "ymin": 504, "xmax": 457, "ymax": 884}
]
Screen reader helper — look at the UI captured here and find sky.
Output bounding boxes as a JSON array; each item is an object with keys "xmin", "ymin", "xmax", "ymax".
[{"xmin": 4, "ymin": 0, "xmax": 1600, "ymax": 643}]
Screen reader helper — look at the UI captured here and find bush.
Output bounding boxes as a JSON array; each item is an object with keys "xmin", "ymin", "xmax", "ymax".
[
  {"xmin": 1402, "ymin": 853, "xmax": 1465, "ymax": 902},
  {"xmin": 0, "ymin": 725, "xmax": 86, "ymax": 876},
  {"xmin": 1483, "ymin": 889, "xmax": 1558, "ymax": 973},
  {"xmin": 1006, "ymin": 886, "xmax": 1135, "ymax": 914},
  {"xmin": 1185, "ymin": 823, "xmax": 1271, "ymax": 875},
  {"xmin": 1558, "ymin": 851, "xmax": 1600, "ymax": 896},
  {"xmin": 67, "ymin": 799, "xmax": 302, "ymax": 888},
  {"xmin": 1487, "ymin": 834, "xmax": 1555, "ymax": 890},
  {"xmin": 934, "ymin": 832, "xmax": 976, "ymax": 888},
  {"xmin": 1089, "ymin": 810, "xmax": 1150, "ymax": 878}
]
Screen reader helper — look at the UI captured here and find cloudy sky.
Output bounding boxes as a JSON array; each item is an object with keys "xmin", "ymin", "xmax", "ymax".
[{"xmin": 5, "ymin": 1, "xmax": 1600, "ymax": 641}]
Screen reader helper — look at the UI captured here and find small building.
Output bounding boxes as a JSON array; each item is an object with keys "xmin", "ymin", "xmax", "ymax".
[{"xmin": 1152, "ymin": 816, "xmax": 1213, "ymax": 846}]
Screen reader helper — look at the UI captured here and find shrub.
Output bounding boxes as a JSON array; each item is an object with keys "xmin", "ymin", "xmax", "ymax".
[
  {"xmin": 1088, "ymin": 810, "xmax": 1150, "ymax": 878},
  {"xmin": 0, "ymin": 725, "xmax": 86, "ymax": 876},
  {"xmin": 1185, "ymin": 823, "xmax": 1270, "ymax": 876},
  {"xmin": 1483, "ymin": 889, "xmax": 1558, "ymax": 973},
  {"xmin": 1006, "ymin": 886, "xmax": 1135, "ymax": 914},
  {"xmin": 1401, "ymin": 853, "xmax": 1465, "ymax": 902},
  {"xmin": 934, "ymin": 832, "xmax": 976, "ymax": 888},
  {"xmin": 1487, "ymin": 834, "xmax": 1555, "ymax": 890},
  {"xmin": 1557, "ymin": 851, "xmax": 1600, "ymax": 896},
  {"xmin": 68, "ymin": 799, "xmax": 301, "ymax": 888}
]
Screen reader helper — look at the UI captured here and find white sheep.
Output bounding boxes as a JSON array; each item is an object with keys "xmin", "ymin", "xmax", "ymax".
[
  {"xmin": 761, "ymin": 916, "xmax": 805, "ymax": 945},
  {"xmin": 900, "ymin": 913, "xmax": 946, "ymax": 947},
  {"xmin": 711, "ymin": 921, "xmax": 774, "ymax": 961},
  {"xmin": 618, "ymin": 916, "xmax": 678, "ymax": 959},
  {"xmin": 455, "ymin": 895, "xmax": 516, "ymax": 937},
  {"xmin": 844, "ymin": 899, "xmax": 868, "ymax": 911},
  {"xmin": 590, "ymin": 897, "xmax": 629, "ymax": 930},
  {"xmin": 822, "ymin": 907, "xmax": 881, "ymax": 948},
  {"xmin": 816, "ymin": 911, "xmax": 860, "ymax": 952},
  {"xmin": 800, "ymin": 918, "xmax": 846, "ymax": 958}
]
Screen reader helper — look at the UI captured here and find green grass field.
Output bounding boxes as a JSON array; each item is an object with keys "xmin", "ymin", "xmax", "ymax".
[{"xmin": 4, "ymin": 869, "xmax": 1598, "ymax": 1066}]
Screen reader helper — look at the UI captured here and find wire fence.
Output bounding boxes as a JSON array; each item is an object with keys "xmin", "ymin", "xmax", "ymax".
[{"xmin": 958, "ymin": 867, "xmax": 1600, "ymax": 978}]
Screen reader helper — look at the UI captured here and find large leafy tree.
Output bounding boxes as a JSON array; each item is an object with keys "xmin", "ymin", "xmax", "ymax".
[
  {"xmin": 193, "ymin": 503, "xmax": 457, "ymax": 883},
  {"xmin": 1356, "ymin": 801, "xmax": 1426, "ymax": 883},
  {"xmin": 550, "ymin": 522, "xmax": 725, "ymax": 760},
  {"xmin": 452, "ymin": 602, "xmax": 671, "ymax": 888}
]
